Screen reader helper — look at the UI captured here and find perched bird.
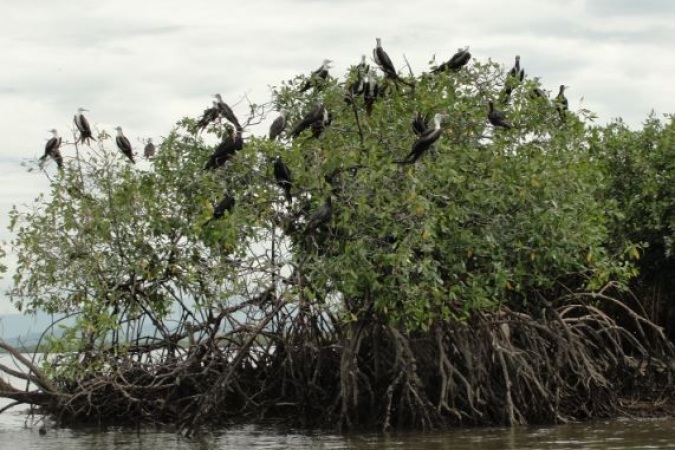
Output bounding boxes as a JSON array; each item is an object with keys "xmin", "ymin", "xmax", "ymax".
[
  {"xmin": 412, "ymin": 112, "xmax": 430, "ymax": 136},
  {"xmin": 304, "ymin": 196, "xmax": 333, "ymax": 235},
  {"xmin": 40, "ymin": 129, "xmax": 63, "ymax": 169},
  {"xmin": 269, "ymin": 112, "xmax": 287, "ymax": 140},
  {"xmin": 487, "ymin": 101, "xmax": 512, "ymax": 129},
  {"xmin": 502, "ymin": 55, "xmax": 524, "ymax": 104},
  {"xmin": 203, "ymin": 128, "xmax": 242, "ymax": 170},
  {"xmin": 363, "ymin": 72, "xmax": 380, "ymax": 116},
  {"xmin": 114, "ymin": 127, "xmax": 135, "ymax": 163},
  {"xmin": 299, "ymin": 59, "xmax": 333, "ymax": 93},
  {"xmin": 144, "ymin": 138, "xmax": 156, "ymax": 159},
  {"xmin": 507, "ymin": 55, "xmax": 521, "ymax": 80},
  {"xmin": 529, "ymin": 77, "xmax": 546, "ymax": 100},
  {"xmin": 291, "ymin": 103, "xmax": 326, "ymax": 138},
  {"xmin": 532, "ymin": 87, "xmax": 545, "ymax": 99},
  {"xmin": 372, "ymin": 38, "xmax": 414, "ymax": 87},
  {"xmin": 555, "ymin": 85, "xmax": 569, "ymax": 121},
  {"xmin": 204, "ymin": 193, "xmax": 236, "ymax": 226},
  {"xmin": 432, "ymin": 47, "xmax": 471, "ymax": 73},
  {"xmin": 214, "ymin": 94, "xmax": 242, "ymax": 131},
  {"xmin": 344, "ymin": 55, "xmax": 369, "ymax": 103},
  {"xmin": 196, "ymin": 101, "xmax": 220, "ymax": 132},
  {"xmin": 273, "ymin": 156, "xmax": 293, "ymax": 203},
  {"xmin": 356, "ymin": 54, "xmax": 370, "ymax": 75},
  {"xmin": 310, "ymin": 110, "xmax": 332, "ymax": 139},
  {"xmin": 74, "ymin": 107, "xmax": 96, "ymax": 145},
  {"xmin": 396, "ymin": 113, "xmax": 448, "ymax": 164}
]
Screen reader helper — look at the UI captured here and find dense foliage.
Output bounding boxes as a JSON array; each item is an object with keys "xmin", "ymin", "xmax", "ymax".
[
  {"xmin": 599, "ymin": 115, "xmax": 675, "ymax": 270},
  {"xmin": 3, "ymin": 51, "xmax": 674, "ymax": 433},
  {"xmin": 9, "ymin": 58, "xmax": 637, "ymax": 336}
]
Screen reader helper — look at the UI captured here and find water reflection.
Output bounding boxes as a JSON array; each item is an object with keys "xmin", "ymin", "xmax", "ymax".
[{"xmin": 0, "ymin": 419, "xmax": 674, "ymax": 450}]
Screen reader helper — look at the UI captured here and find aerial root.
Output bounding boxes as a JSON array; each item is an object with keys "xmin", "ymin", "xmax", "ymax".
[{"xmin": 0, "ymin": 294, "xmax": 673, "ymax": 433}]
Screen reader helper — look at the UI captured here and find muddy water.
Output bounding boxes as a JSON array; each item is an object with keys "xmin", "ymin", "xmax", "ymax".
[{"xmin": 1, "ymin": 354, "xmax": 674, "ymax": 449}]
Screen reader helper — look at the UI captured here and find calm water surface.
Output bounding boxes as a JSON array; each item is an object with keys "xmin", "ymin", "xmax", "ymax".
[{"xmin": 1, "ymin": 355, "xmax": 674, "ymax": 449}]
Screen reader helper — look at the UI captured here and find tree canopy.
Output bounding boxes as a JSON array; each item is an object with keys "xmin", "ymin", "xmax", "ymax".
[
  {"xmin": 3, "ymin": 49, "xmax": 674, "ymax": 433},
  {"xmin": 9, "ymin": 57, "xmax": 639, "ymax": 331}
]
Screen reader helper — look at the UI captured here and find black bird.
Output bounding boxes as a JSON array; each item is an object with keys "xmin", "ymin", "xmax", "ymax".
[
  {"xmin": 204, "ymin": 193, "xmax": 236, "ymax": 226},
  {"xmin": 40, "ymin": 129, "xmax": 63, "ymax": 169},
  {"xmin": 345, "ymin": 55, "xmax": 369, "ymax": 104},
  {"xmin": 304, "ymin": 196, "xmax": 333, "ymax": 235},
  {"xmin": 432, "ymin": 46, "xmax": 472, "ymax": 73},
  {"xmin": 291, "ymin": 103, "xmax": 326, "ymax": 138},
  {"xmin": 310, "ymin": 110, "xmax": 332, "ymax": 139},
  {"xmin": 203, "ymin": 127, "xmax": 242, "ymax": 170},
  {"xmin": 508, "ymin": 55, "xmax": 521, "ymax": 80},
  {"xmin": 269, "ymin": 112, "xmax": 287, "ymax": 140},
  {"xmin": 197, "ymin": 101, "xmax": 220, "ymax": 132},
  {"xmin": 299, "ymin": 59, "xmax": 333, "ymax": 93},
  {"xmin": 412, "ymin": 112, "xmax": 430, "ymax": 136},
  {"xmin": 356, "ymin": 54, "xmax": 370, "ymax": 75},
  {"xmin": 214, "ymin": 94, "xmax": 242, "ymax": 131},
  {"xmin": 487, "ymin": 101, "xmax": 512, "ymax": 129},
  {"xmin": 74, "ymin": 107, "xmax": 96, "ymax": 145},
  {"xmin": 114, "ymin": 126, "xmax": 135, "ymax": 163},
  {"xmin": 501, "ymin": 84, "xmax": 514, "ymax": 104},
  {"xmin": 273, "ymin": 156, "xmax": 293, "ymax": 203},
  {"xmin": 373, "ymin": 38, "xmax": 414, "ymax": 87},
  {"xmin": 528, "ymin": 77, "xmax": 546, "ymax": 100},
  {"xmin": 532, "ymin": 87, "xmax": 545, "ymax": 98},
  {"xmin": 213, "ymin": 194, "xmax": 235, "ymax": 218},
  {"xmin": 555, "ymin": 85, "xmax": 569, "ymax": 121},
  {"xmin": 502, "ymin": 55, "xmax": 524, "ymax": 104},
  {"xmin": 396, "ymin": 113, "xmax": 448, "ymax": 164},
  {"xmin": 363, "ymin": 72, "xmax": 380, "ymax": 116},
  {"xmin": 144, "ymin": 138, "xmax": 156, "ymax": 159}
]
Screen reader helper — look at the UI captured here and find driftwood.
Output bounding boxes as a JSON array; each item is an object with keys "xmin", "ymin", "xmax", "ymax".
[{"xmin": 0, "ymin": 289, "xmax": 673, "ymax": 435}]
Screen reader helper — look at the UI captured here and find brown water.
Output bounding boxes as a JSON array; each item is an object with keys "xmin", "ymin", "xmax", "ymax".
[{"xmin": 1, "ymin": 355, "xmax": 674, "ymax": 449}]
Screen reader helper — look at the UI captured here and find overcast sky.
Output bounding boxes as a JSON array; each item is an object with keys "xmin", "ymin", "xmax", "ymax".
[{"xmin": 0, "ymin": 0, "xmax": 674, "ymax": 315}]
